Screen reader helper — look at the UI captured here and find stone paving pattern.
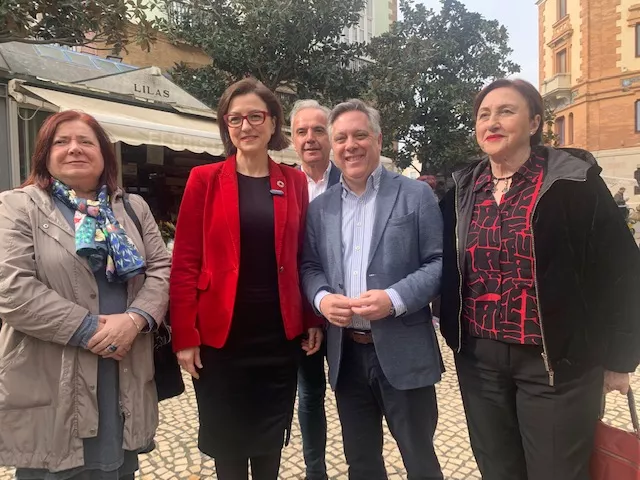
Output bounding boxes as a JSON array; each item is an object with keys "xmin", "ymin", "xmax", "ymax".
[{"xmin": 1, "ymin": 335, "xmax": 639, "ymax": 479}]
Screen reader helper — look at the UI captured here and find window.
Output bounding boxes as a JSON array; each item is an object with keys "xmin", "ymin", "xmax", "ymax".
[
  {"xmin": 568, "ymin": 113, "xmax": 574, "ymax": 144},
  {"xmin": 636, "ymin": 24, "xmax": 640, "ymax": 57},
  {"xmin": 558, "ymin": 0, "xmax": 567, "ymax": 20},
  {"xmin": 555, "ymin": 49, "xmax": 567, "ymax": 74},
  {"xmin": 635, "ymin": 100, "xmax": 640, "ymax": 133},
  {"xmin": 555, "ymin": 116, "xmax": 565, "ymax": 146},
  {"xmin": 18, "ymin": 109, "xmax": 52, "ymax": 183},
  {"xmin": 366, "ymin": 0, "xmax": 374, "ymax": 41}
]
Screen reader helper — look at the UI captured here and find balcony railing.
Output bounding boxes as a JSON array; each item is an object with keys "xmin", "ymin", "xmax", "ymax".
[
  {"xmin": 167, "ymin": 0, "xmax": 195, "ymax": 28},
  {"xmin": 349, "ymin": 56, "xmax": 374, "ymax": 72},
  {"xmin": 541, "ymin": 73, "xmax": 572, "ymax": 107}
]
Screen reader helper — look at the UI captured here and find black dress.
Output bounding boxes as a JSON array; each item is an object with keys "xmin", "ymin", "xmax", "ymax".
[{"xmin": 192, "ymin": 173, "xmax": 299, "ymax": 459}]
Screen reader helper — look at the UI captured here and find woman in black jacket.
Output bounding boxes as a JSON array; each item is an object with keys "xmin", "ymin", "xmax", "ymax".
[{"xmin": 440, "ymin": 78, "xmax": 640, "ymax": 480}]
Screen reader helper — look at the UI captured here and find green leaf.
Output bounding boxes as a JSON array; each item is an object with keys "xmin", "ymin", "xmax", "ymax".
[
  {"xmin": 364, "ymin": 0, "xmax": 519, "ymax": 174},
  {"xmin": 0, "ymin": 0, "xmax": 158, "ymax": 54},
  {"xmin": 165, "ymin": 0, "xmax": 367, "ymax": 114}
]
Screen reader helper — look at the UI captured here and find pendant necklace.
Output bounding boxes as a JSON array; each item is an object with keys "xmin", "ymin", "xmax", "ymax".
[{"xmin": 491, "ymin": 174, "xmax": 514, "ymax": 194}]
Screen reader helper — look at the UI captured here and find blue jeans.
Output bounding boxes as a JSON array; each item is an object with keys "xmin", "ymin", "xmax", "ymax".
[{"xmin": 297, "ymin": 342, "xmax": 328, "ymax": 480}]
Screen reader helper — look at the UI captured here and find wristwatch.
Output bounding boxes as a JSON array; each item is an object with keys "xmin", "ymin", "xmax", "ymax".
[{"xmin": 389, "ymin": 304, "xmax": 396, "ymax": 317}]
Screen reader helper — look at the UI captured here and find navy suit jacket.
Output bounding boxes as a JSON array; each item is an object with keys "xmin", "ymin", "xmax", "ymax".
[{"xmin": 327, "ymin": 162, "xmax": 341, "ymax": 188}]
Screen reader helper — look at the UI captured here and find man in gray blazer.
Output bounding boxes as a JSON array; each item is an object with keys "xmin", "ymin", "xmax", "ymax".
[{"xmin": 300, "ymin": 99, "xmax": 444, "ymax": 480}]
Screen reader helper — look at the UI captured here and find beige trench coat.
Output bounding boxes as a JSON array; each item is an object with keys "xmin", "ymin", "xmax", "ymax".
[{"xmin": 0, "ymin": 185, "xmax": 171, "ymax": 472}]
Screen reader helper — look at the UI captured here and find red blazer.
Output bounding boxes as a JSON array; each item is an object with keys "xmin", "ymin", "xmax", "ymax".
[{"xmin": 170, "ymin": 155, "xmax": 321, "ymax": 352}]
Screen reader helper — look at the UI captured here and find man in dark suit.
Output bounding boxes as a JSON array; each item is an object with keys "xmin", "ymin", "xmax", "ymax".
[
  {"xmin": 301, "ymin": 99, "xmax": 444, "ymax": 480},
  {"xmin": 290, "ymin": 100, "xmax": 340, "ymax": 480}
]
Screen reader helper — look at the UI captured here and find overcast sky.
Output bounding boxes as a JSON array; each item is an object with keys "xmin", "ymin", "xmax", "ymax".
[{"xmin": 414, "ymin": 0, "xmax": 539, "ymax": 86}]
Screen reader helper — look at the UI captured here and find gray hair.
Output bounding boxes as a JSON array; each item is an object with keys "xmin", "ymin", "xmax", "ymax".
[
  {"xmin": 328, "ymin": 99, "xmax": 382, "ymax": 138},
  {"xmin": 289, "ymin": 99, "xmax": 331, "ymax": 130}
]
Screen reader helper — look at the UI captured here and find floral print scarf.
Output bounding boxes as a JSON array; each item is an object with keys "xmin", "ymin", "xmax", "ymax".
[{"xmin": 51, "ymin": 179, "xmax": 146, "ymax": 282}]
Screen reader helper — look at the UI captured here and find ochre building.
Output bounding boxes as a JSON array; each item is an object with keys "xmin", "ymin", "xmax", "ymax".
[{"xmin": 538, "ymin": 0, "xmax": 640, "ymax": 204}]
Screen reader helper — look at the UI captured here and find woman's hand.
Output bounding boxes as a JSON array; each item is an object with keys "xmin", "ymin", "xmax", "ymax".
[
  {"xmin": 604, "ymin": 370, "xmax": 631, "ymax": 394},
  {"xmin": 177, "ymin": 347, "xmax": 202, "ymax": 379},
  {"xmin": 87, "ymin": 314, "xmax": 139, "ymax": 360},
  {"xmin": 302, "ymin": 327, "xmax": 323, "ymax": 356}
]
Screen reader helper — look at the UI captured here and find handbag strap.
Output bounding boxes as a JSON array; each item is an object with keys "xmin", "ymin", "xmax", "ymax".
[
  {"xmin": 122, "ymin": 193, "xmax": 172, "ymax": 339},
  {"xmin": 122, "ymin": 193, "xmax": 144, "ymax": 239},
  {"xmin": 600, "ymin": 387, "xmax": 640, "ymax": 439},
  {"xmin": 629, "ymin": 388, "xmax": 640, "ymax": 438}
]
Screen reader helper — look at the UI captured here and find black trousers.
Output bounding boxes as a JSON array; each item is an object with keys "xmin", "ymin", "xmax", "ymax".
[
  {"xmin": 455, "ymin": 336, "xmax": 603, "ymax": 480},
  {"xmin": 297, "ymin": 340, "xmax": 328, "ymax": 480},
  {"xmin": 214, "ymin": 452, "xmax": 282, "ymax": 480},
  {"xmin": 335, "ymin": 339, "xmax": 443, "ymax": 480}
]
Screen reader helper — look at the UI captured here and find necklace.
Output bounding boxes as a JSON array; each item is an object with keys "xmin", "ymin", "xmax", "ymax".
[{"xmin": 491, "ymin": 174, "xmax": 514, "ymax": 194}]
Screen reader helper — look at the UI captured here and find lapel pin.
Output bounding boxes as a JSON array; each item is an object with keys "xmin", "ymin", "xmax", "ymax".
[
  {"xmin": 276, "ymin": 180, "xmax": 285, "ymax": 188},
  {"xmin": 270, "ymin": 189, "xmax": 285, "ymax": 196}
]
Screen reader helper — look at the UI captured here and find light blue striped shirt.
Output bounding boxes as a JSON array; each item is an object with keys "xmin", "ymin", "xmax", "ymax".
[{"xmin": 314, "ymin": 164, "xmax": 407, "ymax": 330}]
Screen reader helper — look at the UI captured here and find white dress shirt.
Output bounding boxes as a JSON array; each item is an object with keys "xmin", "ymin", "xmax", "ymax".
[{"xmin": 304, "ymin": 162, "xmax": 332, "ymax": 202}]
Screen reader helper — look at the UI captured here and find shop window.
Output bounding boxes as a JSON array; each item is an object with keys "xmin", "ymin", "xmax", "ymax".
[
  {"xmin": 635, "ymin": 101, "xmax": 640, "ymax": 133},
  {"xmin": 558, "ymin": 0, "xmax": 567, "ymax": 20},
  {"xmin": 555, "ymin": 116, "xmax": 565, "ymax": 146},
  {"xmin": 568, "ymin": 113, "xmax": 574, "ymax": 144},
  {"xmin": 17, "ymin": 108, "xmax": 52, "ymax": 183},
  {"xmin": 555, "ymin": 49, "xmax": 567, "ymax": 74}
]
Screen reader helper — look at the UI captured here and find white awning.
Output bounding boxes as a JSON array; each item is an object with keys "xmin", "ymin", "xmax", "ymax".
[
  {"xmin": 11, "ymin": 81, "xmax": 395, "ymax": 167},
  {"xmin": 16, "ymin": 84, "xmax": 225, "ymax": 156}
]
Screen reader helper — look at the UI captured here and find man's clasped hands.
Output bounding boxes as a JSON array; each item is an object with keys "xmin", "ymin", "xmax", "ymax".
[{"xmin": 319, "ymin": 290, "xmax": 394, "ymax": 326}]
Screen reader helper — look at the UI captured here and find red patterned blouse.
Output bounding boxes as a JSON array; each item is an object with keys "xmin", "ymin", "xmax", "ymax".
[{"xmin": 462, "ymin": 153, "xmax": 546, "ymax": 345}]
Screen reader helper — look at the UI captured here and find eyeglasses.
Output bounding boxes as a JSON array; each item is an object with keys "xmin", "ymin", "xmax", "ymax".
[{"xmin": 223, "ymin": 111, "xmax": 270, "ymax": 128}]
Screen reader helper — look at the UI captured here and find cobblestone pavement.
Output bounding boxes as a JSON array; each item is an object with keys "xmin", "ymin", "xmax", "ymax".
[{"xmin": 2, "ymin": 334, "xmax": 639, "ymax": 479}]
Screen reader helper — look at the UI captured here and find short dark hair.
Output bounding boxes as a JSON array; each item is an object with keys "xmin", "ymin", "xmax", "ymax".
[
  {"xmin": 21, "ymin": 110, "xmax": 118, "ymax": 194},
  {"xmin": 473, "ymin": 79, "xmax": 544, "ymax": 147},
  {"xmin": 217, "ymin": 78, "xmax": 290, "ymax": 156}
]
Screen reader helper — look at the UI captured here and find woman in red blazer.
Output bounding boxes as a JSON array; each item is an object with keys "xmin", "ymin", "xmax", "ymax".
[{"xmin": 170, "ymin": 78, "xmax": 323, "ymax": 480}]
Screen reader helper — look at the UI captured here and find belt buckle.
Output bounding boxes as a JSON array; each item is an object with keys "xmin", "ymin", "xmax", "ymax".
[{"xmin": 349, "ymin": 329, "xmax": 372, "ymax": 344}]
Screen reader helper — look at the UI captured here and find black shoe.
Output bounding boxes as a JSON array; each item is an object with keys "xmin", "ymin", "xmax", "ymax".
[{"xmin": 138, "ymin": 440, "xmax": 156, "ymax": 454}]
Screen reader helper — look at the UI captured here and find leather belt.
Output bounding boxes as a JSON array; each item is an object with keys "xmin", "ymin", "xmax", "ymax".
[{"xmin": 345, "ymin": 329, "xmax": 373, "ymax": 345}]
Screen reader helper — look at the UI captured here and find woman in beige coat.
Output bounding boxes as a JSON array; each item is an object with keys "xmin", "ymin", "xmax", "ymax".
[{"xmin": 0, "ymin": 111, "xmax": 171, "ymax": 479}]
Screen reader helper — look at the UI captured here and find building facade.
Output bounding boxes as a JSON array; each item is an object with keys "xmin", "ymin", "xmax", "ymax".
[
  {"xmin": 343, "ymin": 0, "xmax": 398, "ymax": 44},
  {"xmin": 538, "ymin": 0, "xmax": 640, "ymax": 203},
  {"xmin": 83, "ymin": 0, "xmax": 399, "ymax": 71},
  {"xmin": 80, "ymin": 19, "xmax": 211, "ymax": 72}
]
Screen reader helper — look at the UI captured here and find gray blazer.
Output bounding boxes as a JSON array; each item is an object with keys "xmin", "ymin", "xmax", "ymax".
[{"xmin": 300, "ymin": 167, "xmax": 444, "ymax": 390}]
